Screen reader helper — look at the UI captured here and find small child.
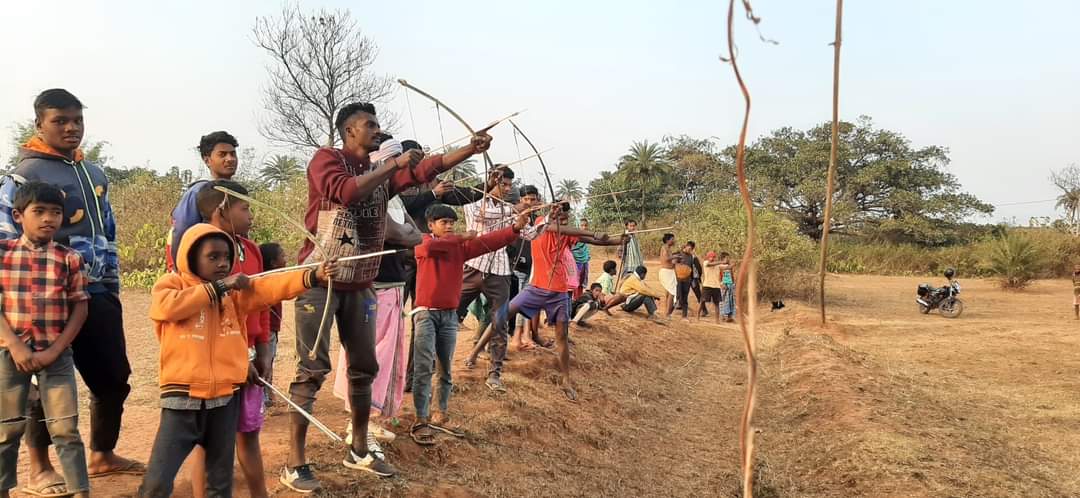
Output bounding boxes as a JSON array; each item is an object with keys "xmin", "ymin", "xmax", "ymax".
[
  {"xmin": 701, "ymin": 251, "xmax": 724, "ymax": 324},
  {"xmin": 0, "ymin": 182, "xmax": 90, "ymax": 498},
  {"xmin": 409, "ymin": 203, "xmax": 526, "ymax": 445},
  {"xmin": 185, "ymin": 181, "xmax": 273, "ymax": 498},
  {"xmin": 1073, "ymin": 264, "xmax": 1080, "ymax": 320},
  {"xmin": 259, "ymin": 242, "xmax": 287, "ymax": 406},
  {"xmin": 597, "ymin": 260, "xmax": 618, "ymax": 297},
  {"xmin": 719, "ymin": 252, "xmax": 736, "ymax": 323},
  {"xmin": 138, "ymin": 222, "xmax": 334, "ymax": 498}
]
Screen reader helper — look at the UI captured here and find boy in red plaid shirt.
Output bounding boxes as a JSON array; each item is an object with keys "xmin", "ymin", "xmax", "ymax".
[{"xmin": 0, "ymin": 182, "xmax": 90, "ymax": 498}]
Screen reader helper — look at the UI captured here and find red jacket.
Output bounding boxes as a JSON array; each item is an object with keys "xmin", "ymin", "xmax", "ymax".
[
  {"xmin": 414, "ymin": 227, "xmax": 519, "ymax": 309},
  {"xmin": 301, "ymin": 147, "xmax": 446, "ymax": 290},
  {"xmin": 234, "ymin": 236, "xmax": 270, "ymax": 346}
]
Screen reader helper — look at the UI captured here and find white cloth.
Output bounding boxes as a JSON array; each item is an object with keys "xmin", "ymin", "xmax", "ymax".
[{"xmin": 658, "ymin": 268, "xmax": 678, "ymax": 296}]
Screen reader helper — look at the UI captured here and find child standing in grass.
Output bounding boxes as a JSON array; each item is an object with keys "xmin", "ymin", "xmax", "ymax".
[
  {"xmin": 410, "ymin": 204, "xmax": 526, "ymax": 445},
  {"xmin": 1073, "ymin": 264, "xmax": 1080, "ymax": 320},
  {"xmin": 719, "ymin": 252, "xmax": 736, "ymax": 323},
  {"xmin": 139, "ymin": 223, "xmax": 334, "ymax": 497},
  {"xmin": 0, "ymin": 182, "xmax": 90, "ymax": 498},
  {"xmin": 701, "ymin": 251, "xmax": 724, "ymax": 323}
]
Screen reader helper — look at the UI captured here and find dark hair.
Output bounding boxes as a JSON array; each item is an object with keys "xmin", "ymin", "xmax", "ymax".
[
  {"xmin": 603, "ymin": 260, "xmax": 617, "ymax": 273},
  {"xmin": 720, "ymin": 251, "xmax": 730, "ymax": 259},
  {"xmin": 625, "ymin": 219, "xmax": 637, "ymax": 227},
  {"xmin": 494, "ymin": 165, "xmax": 515, "ymax": 180},
  {"xmin": 12, "ymin": 181, "xmax": 64, "ymax": 211},
  {"xmin": 33, "ymin": 89, "xmax": 84, "ymax": 120},
  {"xmin": 684, "ymin": 241, "xmax": 696, "ymax": 249},
  {"xmin": 425, "ymin": 203, "xmax": 458, "ymax": 222},
  {"xmin": 188, "ymin": 232, "xmax": 234, "ymax": 278},
  {"xmin": 555, "ymin": 201, "xmax": 572, "ymax": 213},
  {"xmin": 198, "ymin": 131, "xmax": 238, "ymax": 159},
  {"xmin": 335, "ymin": 103, "xmax": 377, "ymax": 141},
  {"xmin": 635, "ymin": 265, "xmax": 648, "ymax": 277},
  {"xmin": 590, "ymin": 283, "xmax": 602, "ymax": 291},
  {"xmin": 662, "ymin": 233, "xmax": 675, "ymax": 243},
  {"xmin": 519, "ymin": 185, "xmax": 540, "ymax": 197},
  {"xmin": 401, "ymin": 140, "xmax": 422, "ymax": 152},
  {"xmin": 259, "ymin": 242, "xmax": 285, "ymax": 268},
  {"xmin": 196, "ymin": 180, "xmax": 248, "ymax": 222}
]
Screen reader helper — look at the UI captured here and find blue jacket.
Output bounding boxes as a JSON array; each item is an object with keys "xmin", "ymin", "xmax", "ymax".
[
  {"xmin": 0, "ymin": 143, "xmax": 120, "ymax": 294},
  {"xmin": 168, "ymin": 179, "xmax": 211, "ymax": 270}
]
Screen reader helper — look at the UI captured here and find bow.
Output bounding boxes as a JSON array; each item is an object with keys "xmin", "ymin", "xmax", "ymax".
[
  {"xmin": 213, "ymin": 185, "xmax": 333, "ymax": 361},
  {"xmin": 508, "ymin": 119, "xmax": 566, "ymax": 287},
  {"xmin": 398, "ymin": 79, "xmax": 505, "ymax": 261}
]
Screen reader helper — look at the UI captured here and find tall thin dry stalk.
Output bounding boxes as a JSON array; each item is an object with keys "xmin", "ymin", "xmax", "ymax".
[{"xmin": 818, "ymin": 0, "xmax": 844, "ymax": 325}]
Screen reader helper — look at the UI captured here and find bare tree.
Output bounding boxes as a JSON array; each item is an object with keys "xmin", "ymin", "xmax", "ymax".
[{"xmin": 254, "ymin": 5, "xmax": 396, "ymax": 149}]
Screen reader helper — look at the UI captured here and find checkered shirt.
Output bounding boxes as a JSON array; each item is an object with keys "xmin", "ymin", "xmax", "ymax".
[
  {"xmin": 463, "ymin": 198, "xmax": 517, "ymax": 275},
  {"xmin": 0, "ymin": 237, "xmax": 89, "ymax": 351}
]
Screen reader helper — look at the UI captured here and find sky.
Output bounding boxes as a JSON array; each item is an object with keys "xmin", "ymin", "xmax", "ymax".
[{"xmin": 2, "ymin": 0, "xmax": 1078, "ymax": 224}]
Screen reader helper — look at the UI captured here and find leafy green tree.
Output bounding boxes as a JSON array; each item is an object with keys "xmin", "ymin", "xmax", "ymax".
[
  {"xmin": 556, "ymin": 178, "xmax": 584, "ymax": 204},
  {"xmin": 662, "ymin": 134, "xmax": 733, "ymax": 202},
  {"xmin": 738, "ymin": 116, "xmax": 992, "ymax": 244},
  {"xmin": 260, "ymin": 154, "xmax": 303, "ymax": 189},
  {"xmin": 618, "ymin": 140, "xmax": 672, "ymax": 226},
  {"xmin": 1051, "ymin": 164, "xmax": 1080, "ymax": 235}
]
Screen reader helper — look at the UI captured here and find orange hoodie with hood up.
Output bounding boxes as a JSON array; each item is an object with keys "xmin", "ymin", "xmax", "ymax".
[{"xmin": 150, "ymin": 223, "xmax": 313, "ymax": 400}]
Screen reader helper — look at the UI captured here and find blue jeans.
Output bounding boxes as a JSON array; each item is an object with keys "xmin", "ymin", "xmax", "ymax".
[
  {"xmin": 0, "ymin": 348, "xmax": 88, "ymax": 493},
  {"xmin": 411, "ymin": 310, "xmax": 459, "ymax": 420},
  {"xmin": 622, "ymin": 294, "xmax": 658, "ymax": 316}
]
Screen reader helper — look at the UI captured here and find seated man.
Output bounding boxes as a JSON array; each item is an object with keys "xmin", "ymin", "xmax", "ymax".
[
  {"xmin": 605, "ymin": 266, "xmax": 665, "ymax": 323},
  {"xmin": 571, "ymin": 283, "xmax": 607, "ymax": 328}
]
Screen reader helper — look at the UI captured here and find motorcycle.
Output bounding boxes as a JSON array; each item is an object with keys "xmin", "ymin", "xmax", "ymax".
[{"xmin": 916, "ymin": 279, "xmax": 963, "ymax": 318}]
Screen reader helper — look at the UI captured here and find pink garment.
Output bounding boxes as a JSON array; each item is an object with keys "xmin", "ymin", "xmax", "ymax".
[
  {"xmin": 333, "ymin": 287, "xmax": 407, "ymax": 417},
  {"xmin": 562, "ymin": 247, "xmax": 578, "ymax": 288}
]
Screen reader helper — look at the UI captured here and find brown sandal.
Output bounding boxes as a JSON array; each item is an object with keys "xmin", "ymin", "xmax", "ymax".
[{"xmin": 411, "ymin": 423, "xmax": 437, "ymax": 446}]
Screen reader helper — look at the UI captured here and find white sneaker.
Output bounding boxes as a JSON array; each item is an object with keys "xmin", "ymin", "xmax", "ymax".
[
  {"xmin": 343, "ymin": 448, "xmax": 398, "ymax": 477},
  {"xmin": 369, "ymin": 421, "xmax": 396, "ymax": 443}
]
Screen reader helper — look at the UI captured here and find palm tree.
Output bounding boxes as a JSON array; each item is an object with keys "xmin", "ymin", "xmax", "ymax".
[
  {"xmin": 618, "ymin": 140, "xmax": 670, "ymax": 226},
  {"xmin": 260, "ymin": 154, "xmax": 303, "ymax": 189},
  {"xmin": 1056, "ymin": 189, "xmax": 1080, "ymax": 235},
  {"xmin": 556, "ymin": 178, "xmax": 584, "ymax": 204}
]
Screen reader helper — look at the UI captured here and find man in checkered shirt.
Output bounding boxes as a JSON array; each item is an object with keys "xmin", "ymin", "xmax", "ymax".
[
  {"xmin": 455, "ymin": 165, "xmax": 524, "ymax": 392},
  {"xmin": 0, "ymin": 182, "xmax": 91, "ymax": 497}
]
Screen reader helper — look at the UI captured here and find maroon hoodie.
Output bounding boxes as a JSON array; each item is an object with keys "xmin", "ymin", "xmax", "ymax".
[{"xmin": 302, "ymin": 147, "xmax": 446, "ymax": 290}]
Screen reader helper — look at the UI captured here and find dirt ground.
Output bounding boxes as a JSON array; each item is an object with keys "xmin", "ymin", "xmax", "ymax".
[{"xmin": 12, "ymin": 270, "xmax": 1080, "ymax": 497}]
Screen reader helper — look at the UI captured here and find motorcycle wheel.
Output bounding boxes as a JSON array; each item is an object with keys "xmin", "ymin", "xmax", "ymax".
[
  {"xmin": 917, "ymin": 300, "xmax": 931, "ymax": 314},
  {"xmin": 940, "ymin": 298, "xmax": 963, "ymax": 318}
]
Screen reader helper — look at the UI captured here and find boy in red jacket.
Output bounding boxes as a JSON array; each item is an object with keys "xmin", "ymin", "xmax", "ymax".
[{"xmin": 409, "ymin": 204, "xmax": 526, "ymax": 445}]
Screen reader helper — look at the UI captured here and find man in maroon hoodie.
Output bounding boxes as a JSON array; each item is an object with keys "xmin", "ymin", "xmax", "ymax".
[{"xmin": 282, "ymin": 102, "xmax": 491, "ymax": 492}]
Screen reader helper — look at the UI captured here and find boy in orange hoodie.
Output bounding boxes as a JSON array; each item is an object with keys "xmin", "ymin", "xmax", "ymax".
[
  {"xmin": 187, "ymin": 180, "xmax": 272, "ymax": 498},
  {"xmin": 138, "ymin": 223, "xmax": 334, "ymax": 498}
]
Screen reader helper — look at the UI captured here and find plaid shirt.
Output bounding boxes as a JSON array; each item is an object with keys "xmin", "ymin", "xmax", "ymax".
[
  {"xmin": 0, "ymin": 237, "xmax": 89, "ymax": 351},
  {"xmin": 463, "ymin": 198, "xmax": 517, "ymax": 276}
]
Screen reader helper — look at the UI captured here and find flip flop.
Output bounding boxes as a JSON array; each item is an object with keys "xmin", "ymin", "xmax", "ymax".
[
  {"xmin": 561, "ymin": 385, "xmax": 579, "ymax": 403},
  {"xmin": 21, "ymin": 480, "xmax": 69, "ymax": 498},
  {"xmin": 464, "ymin": 358, "xmax": 476, "ymax": 369},
  {"xmin": 428, "ymin": 422, "xmax": 466, "ymax": 438},
  {"xmin": 88, "ymin": 460, "xmax": 147, "ymax": 478},
  {"xmin": 411, "ymin": 423, "xmax": 437, "ymax": 446}
]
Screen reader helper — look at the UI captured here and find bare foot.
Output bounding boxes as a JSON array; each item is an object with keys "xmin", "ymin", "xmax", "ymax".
[
  {"xmin": 558, "ymin": 378, "xmax": 578, "ymax": 402},
  {"xmin": 88, "ymin": 451, "xmax": 146, "ymax": 477}
]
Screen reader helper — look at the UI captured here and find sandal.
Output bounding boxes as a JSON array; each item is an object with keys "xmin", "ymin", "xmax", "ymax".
[
  {"xmin": 431, "ymin": 413, "xmax": 466, "ymax": 437},
  {"xmin": 22, "ymin": 480, "xmax": 70, "ymax": 498},
  {"xmin": 88, "ymin": 459, "xmax": 147, "ymax": 478},
  {"xmin": 411, "ymin": 423, "xmax": 436, "ymax": 446},
  {"xmin": 485, "ymin": 375, "xmax": 507, "ymax": 393},
  {"xmin": 464, "ymin": 358, "xmax": 476, "ymax": 369}
]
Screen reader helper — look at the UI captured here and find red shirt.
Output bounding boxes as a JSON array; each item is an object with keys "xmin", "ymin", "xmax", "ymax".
[
  {"xmin": 0, "ymin": 237, "xmax": 90, "ymax": 351},
  {"xmin": 234, "ymin": 236, "xmax": 270, "ymax": 346},
  {"xmin": 301, "ymin": 147, "xmax": 446, "ymax": 290},
  {"xmin": 414, "ymin": 228, "xmax": 519, "ymax": 309},
  {"xmin": 530, "ymin": 223, "xmax": 579, "ymax": 293}
]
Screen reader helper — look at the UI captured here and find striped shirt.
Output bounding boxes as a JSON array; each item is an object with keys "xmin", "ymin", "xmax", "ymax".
[{"xmin": 0, "ymin": 237, "xmax": 89, "ymax": 351}]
